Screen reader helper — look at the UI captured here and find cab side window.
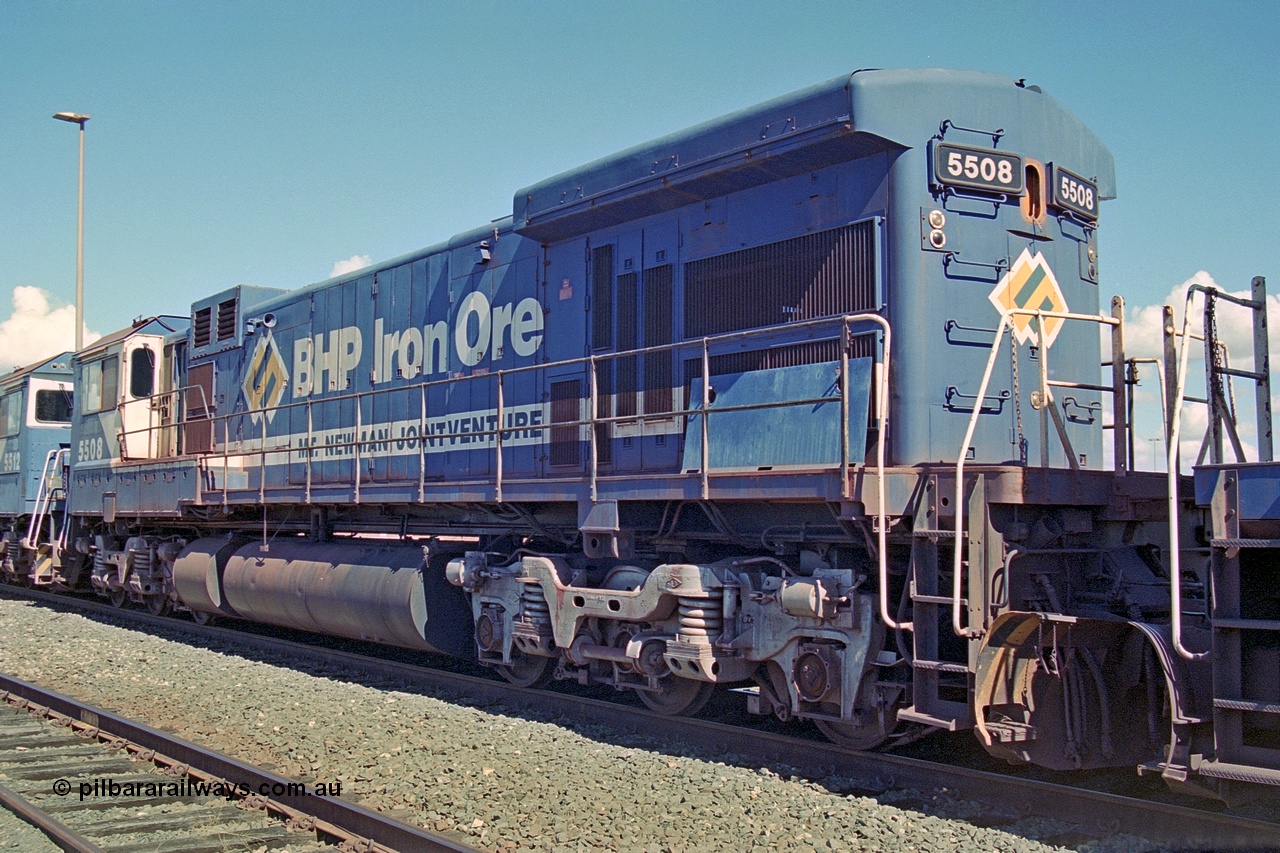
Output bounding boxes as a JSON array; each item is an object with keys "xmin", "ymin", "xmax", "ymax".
[
  {"xmin": 130, "ymin": 347, "xmax": 155, "ymax": 399},
  {"xmin": 34, "ymin": 390, "xmax": 73, "ymax": 423},
  {"xmin": 83, "ymin": 358, "xmax": 119, "ymax": 414},
  {"xmin": 0, "ymin": 393, "xmax": 20, "ymax": 437}
]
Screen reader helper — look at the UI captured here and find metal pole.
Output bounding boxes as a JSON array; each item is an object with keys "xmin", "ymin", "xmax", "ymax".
[
  {"xmin": 54, "ymin": 112, "xmax": 90, "ymax": 350},
  {"xmin": 1110, "ymin": 296, "xmax": 1127, "ymax": 475},
  {"xmin": 75, "ymin": 120, "xmax": 85, "ymax": 351}
]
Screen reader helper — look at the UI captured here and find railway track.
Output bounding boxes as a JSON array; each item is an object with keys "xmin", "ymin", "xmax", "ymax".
[
  {"xmin": 0, "ymin": 669, "xmax": 477, "ymax": 853},
  {"xmin": 4, "ymin": 584, "xmax": 1280, "ymax": 852}
]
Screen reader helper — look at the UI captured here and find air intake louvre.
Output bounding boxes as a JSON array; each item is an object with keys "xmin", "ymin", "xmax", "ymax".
[
  {"xmin": 616, "ymin": 272, "xmax": 639, "ymax": 418},
  {"xmin": 683, "ymin": 220, "xmax": 876, "ymax": 338},
  {"xmin": 192, "ymin": 307, "xmax": 213, "ymax": 348},
  {"xmin": 550, "ymin": 379, "xmax": 581, "ymax": 467},
  {"xmin": 643, "ymin": 265, "xmax": 673, "ymax": 414},
  {"xmin": 591, "ymin": 245, "xmax": 615, "ymax": 463},
  {"xmin": 591, "ymin": 245, "xmax": 613, "ymax": 350},
  {"xmin": 216, "ymin": 298, "xmax": 238, "ymax": 342}
]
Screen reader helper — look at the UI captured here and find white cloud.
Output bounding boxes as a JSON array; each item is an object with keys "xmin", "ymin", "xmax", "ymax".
[
  {"xmin": 1121, "ymin": 272, "xmax": 1276, "ymax": 472},
  {"xmin": 330, "ymin": 255, "xmax": 373, "ymax": 278},
  {"xmin": 0, "ymin": 287, "xmax": 98, "ymax": 373}
]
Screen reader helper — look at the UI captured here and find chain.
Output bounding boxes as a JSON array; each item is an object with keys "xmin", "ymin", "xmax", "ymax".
[
  {"xmin": 1211, "ymin": 324, "xmax": 1239, "ymax": 427},
  {"xmin": 1206, "ymin": 294, "xmax": 1228, "ymax": 421},
  {"xmin": 1011, "ymin": 336, "xmax": 1027, "ymax": 463}
]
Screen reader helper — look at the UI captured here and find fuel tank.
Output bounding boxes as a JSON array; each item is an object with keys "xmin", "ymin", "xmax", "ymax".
[
  {"xmin": 171, "ymin": 537, "xmax": 247, "ymax": 619},
  {"xmin": 172, "ymin": 538, "xmax": 475, "ymax": 657}
]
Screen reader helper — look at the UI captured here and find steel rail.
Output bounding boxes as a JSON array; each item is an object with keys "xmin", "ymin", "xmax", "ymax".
[
  {"xmin": 0, "ymin": 780, "xmax": 100, "ymax": 853},
  {"xmin": 4, "ymin": 585, "xmax": 1279, "ymax": 852},
  {"xmin": 0, "ymin": 668, "xmax": 478, "ymax": 853}
]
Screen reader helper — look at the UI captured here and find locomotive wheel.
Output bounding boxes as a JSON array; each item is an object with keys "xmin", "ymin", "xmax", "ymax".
[
  {"xmin": 190, "ymin": 610, "xmax": 214, "ymax": 626},
  {"xmin": 496, "ymin": 650, "xmax": 553, "ymax": 688},
  {"xmin": 145, "ymin": 595, "xmax": 170, "ymax": 616},
  {"xmin": 637, "ymin": 677, "xmax": 715, "ymax": 716},
  {"xmin": 814, "ymin": 706, "xmax": 897, "ymax": 751},
  {"xmin": 108, "ymin": 587, "xmax": 127, "ymax": 609}
]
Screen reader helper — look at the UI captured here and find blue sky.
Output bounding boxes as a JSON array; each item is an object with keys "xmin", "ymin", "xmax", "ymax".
[{"xmin": 2, "ymin": 1, "xmax": 1277, "ymax": 465}]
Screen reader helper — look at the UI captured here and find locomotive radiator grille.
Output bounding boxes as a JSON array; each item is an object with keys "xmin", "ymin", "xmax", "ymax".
[{"xmin": 683, "ymin": 220, "xmax": 877, "ymax": 339}]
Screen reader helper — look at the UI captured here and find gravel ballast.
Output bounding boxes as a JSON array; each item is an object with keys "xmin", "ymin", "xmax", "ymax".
[
  {"xmin": 0, "ymin": 803, "xmax": 62, "ymax": 852},
  {"xmin": 0, "ymin": 598, "xmax": 1160, "ymax": 852}
]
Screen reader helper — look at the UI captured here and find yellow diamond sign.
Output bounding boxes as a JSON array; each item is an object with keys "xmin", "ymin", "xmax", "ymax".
[
  {"xmin": 242, "ymin": 330, "xmax": 289, "ymax": 424},
  {"xmin": 988, "ymin": 248, "xmax": 1068, "ymax": 348}
]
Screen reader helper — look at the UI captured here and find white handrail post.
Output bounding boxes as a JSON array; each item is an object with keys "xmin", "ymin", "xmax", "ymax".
[
  {"xmin": 866, "ymin": 314, "xmax": 904, "ymax": 633},
  {"xmin": 1168, "ymin": 289, "xmax": 1209, "ymax": 661},
  {"xmin": 952, "ymin": 313, "xmax": 1013, "ymax": 639}
]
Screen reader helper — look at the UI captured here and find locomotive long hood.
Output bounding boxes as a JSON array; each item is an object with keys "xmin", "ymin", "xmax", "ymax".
[{"xmin": 513, "ymin": 68, "xmax": 1116, "ymax": 243}]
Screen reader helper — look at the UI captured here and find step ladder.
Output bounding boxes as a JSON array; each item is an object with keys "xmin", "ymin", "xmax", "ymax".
[
  {"xmin": 897, "ymin": 472, "xmax": 975, "ymax": 731},
  {"xmin": 1201, "ymin": 515, "xmax": 1280, "ymax": 785},
  {"xmin": 1174, "ymin": 277, "xmax": 1280, "ymax": 785}
]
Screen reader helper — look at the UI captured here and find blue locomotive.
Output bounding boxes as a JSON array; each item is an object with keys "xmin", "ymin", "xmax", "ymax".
[
  {"xmin": 6, "ymin": 68, "xmax": 1272, "ymax": 799},
  {"xmin": 0, "ymin": 351, "xmax": 73, "ymax": 586}
]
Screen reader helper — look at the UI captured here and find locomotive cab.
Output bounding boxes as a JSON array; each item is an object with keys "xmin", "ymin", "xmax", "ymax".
[
  {"xmin": 70, "ymin": 317, "xmax": 183, "ymax": 469},
  {"xmin": 67, "ymin": 316, "xmax": 192, "ymax": 607}
]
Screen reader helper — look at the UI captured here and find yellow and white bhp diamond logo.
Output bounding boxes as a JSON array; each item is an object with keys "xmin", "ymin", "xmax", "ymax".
[
  {"xmin": 242, "ymin": 330, "xmax": 289, "ymax": 424},
  {"xmin": 988, "ymin": 248, "xmax": 1069, "ymax": 348}
]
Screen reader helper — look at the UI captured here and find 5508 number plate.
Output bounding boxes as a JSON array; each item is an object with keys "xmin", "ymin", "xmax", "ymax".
[
  {"xmin": 932, "ymin": 142, "xmax": 1024, "ymax": 194},
  {"xmin": 1051, "ymin": 165, "xmax": 1099, "ymax": 220}
]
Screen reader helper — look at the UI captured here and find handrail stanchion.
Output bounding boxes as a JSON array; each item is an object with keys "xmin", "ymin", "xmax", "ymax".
[
  {"xmin": 305, "ymin": 401, "xmax": 313, "ymax": 504},
  {"xmin": 220, "ymin": 415, "xmax": 229, "ymax": 508},
  {"xmin": 701, "ymin": 338, "xmax": 711, "ymax": 501},
  {"xmin": 1252, "ymin": 276, "xmax": 1272, "ymax": 462},
  {"xmin": 418, "ymin": 385, "xmax": 427, "ymax": 504},
  {"xmin": 840, "ymin": 324, "xmax": 851, "ymax": 500},
  {"xmin": 1038, "ymin": 315, "xmax": 1050, "ymax": 469},
  {"xmin": 260, "ymin": 403, "xmax": 268, "ymax": 505},
  {"xmin": 353, "ymin": 392, "xmax": 362, "ymax": 504},
  {"xmin": 952, "ymin": 313, "xmax": 1012, "ymax": 639},
  {"xmin": 1111, "ymin": 296, "xmax": 1128, "ymax": 475},
  {"xmin": 1167, "ymin": 287, "xmax": 1216, "ymax": 661},
  {"xmin": 866, "ymin": 315, "xmax": 902, "ymax": 633},
  {"xmin": 588, "ymin": 357, "xmax": 599, "ymax": 504},
  {"xmin": 496, "ymin": 372, "xmax": 505, "ymax": 503}
]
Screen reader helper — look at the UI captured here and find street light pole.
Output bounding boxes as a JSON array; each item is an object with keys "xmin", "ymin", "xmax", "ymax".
[{"xmin": 53, "ymin": 112, "xmax": 90, "ymax": 352}]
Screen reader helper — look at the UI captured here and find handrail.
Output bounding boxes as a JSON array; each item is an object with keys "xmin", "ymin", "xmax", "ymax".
[
  {"xmin": 1166, "ymin": 288, "xmax": 1207, "ymax": 661},
  {"xmin": 112, "ymin": 311, "xmax": 890, "ymax": 512},
  {"xmin": 860, "ymin": 313, "xmax": 899, "ymax": 634},
  {"xmin": 118, "ymin": 317, "xmax": 853, "ymax": 462},
  {"xmin": 1165, "ymin": 279, "xmax": 1269, "ymax": 661},
  {"xmin": 23, "ymin": 448, "xmax": 67, "ymax": 550},
  {"xmin": 115, "ymin": 383, "xmax": 213, "ymax": 460},
  {"xmin": 120, "ymin": 313, "xmax": 876, "ymax": 471},
  {"xmin": 953, "ymin": 307, "xmax": 1122, "ymax": 639},
  {"xmin": 103, "ymin": 311, "xmax": 896, "ymax": 615}
]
